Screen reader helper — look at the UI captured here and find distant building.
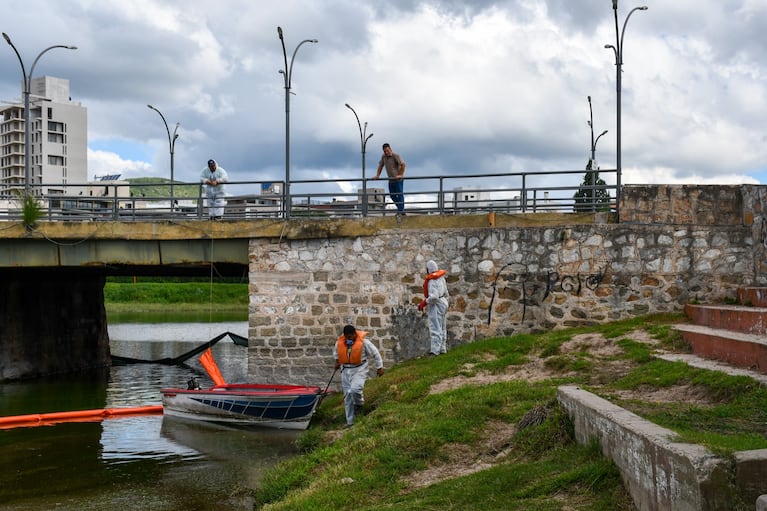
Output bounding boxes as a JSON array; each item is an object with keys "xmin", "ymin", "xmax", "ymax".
[
  {"xmin": 224, "ymin": 182, "xmax": 284, "ymax": 218},
  {"xmin": 0, "ymin": 76, "xmax": 87, "ymax": 198},
  {"xmin": 357, "ymin": 187, "xmax": 386, "ymax": 211},
  {"xmin": 452, "ymin": 187, "xmax": 486, "ymax": 210},
  {"xmin": 452, "ymin": 186, "xmax": 523, "ymax": 212}
]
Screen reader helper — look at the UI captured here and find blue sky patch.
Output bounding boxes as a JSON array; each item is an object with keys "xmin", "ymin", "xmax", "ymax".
[{"xmin": 89, "ymin": 139, "xmax": 153, "ymax": 163}]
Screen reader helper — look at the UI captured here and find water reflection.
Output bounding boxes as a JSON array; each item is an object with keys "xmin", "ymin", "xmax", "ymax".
[
  {"xmin": 160, "ymin": 415, "xmax": 302, "ymax": 461},
  {"xmin": 0, "ymin": 322, "xmax": 301, "ymax": 511},
  {"xmin": 109, "ymin": 321, "xmax": 249, "ymax": 382}
]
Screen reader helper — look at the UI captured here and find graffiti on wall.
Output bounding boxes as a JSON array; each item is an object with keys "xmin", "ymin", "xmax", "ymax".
[
  {"xmin": 487, "ymin": 263, "xmax": 607, "ymax": 325},
  {"xmin": 761, "ymin": 218, "xmax": 767, "ymax": 249}
]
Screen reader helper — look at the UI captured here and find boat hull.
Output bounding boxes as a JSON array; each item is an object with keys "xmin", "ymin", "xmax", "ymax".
[{"xmin": 161, "ymin": 384, "xmax": 324, "ymax": 430}]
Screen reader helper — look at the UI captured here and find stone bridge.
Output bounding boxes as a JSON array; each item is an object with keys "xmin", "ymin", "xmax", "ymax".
[{"xmin": 1, "ymin": 184, "xmax": 766, "ymax": 384}]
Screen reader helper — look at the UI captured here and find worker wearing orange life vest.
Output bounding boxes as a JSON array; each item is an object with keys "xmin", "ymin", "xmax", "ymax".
[
  {"xmin": 333, "ymin": 325, "xmax": 384, "ymax": 427},
  {"xmin": 418, "ymin": 260, "xmax": 449, "ymax": 355}
]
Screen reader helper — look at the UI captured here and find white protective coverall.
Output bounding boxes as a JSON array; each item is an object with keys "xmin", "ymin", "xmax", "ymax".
[
  {"xmin": 425, "ymin": 259, "xmax": 449, "ymax": 354},
  {"xmin": 333, "ymin": 332, "xmax": 384, "ymax": 426},
  {"xmin": 200, "ymin": 160, "xmax": 228, "ymax": 218}
]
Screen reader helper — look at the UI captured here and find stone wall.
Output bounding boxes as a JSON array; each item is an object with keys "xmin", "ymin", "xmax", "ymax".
[
  {"xmin": 247, "ymin": 219, "xmax": 754, "ymax": 386},
  {"xmin": 619, "ymin": 184, "xmax": 744, "ymax": 225},
  {"xmin": 0, "ymin": 269, "xmax": 111, "ymax": 381},
  {"xmin": 621, "ymin": 184, "xmax": 767, "ymax": 285}
]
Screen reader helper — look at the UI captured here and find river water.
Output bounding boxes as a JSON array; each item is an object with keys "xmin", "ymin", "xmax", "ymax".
[{"xmin": 0, "ymin": 321, "xmax": 303, "ymax": 511}]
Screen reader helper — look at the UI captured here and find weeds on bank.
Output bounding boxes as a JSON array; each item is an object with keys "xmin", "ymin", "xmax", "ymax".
[
  {"xmin": 254, "ymin": 313, "xmax": 767, "ymax": 510},
  {"xmin": 103, "ymin": 282, "xmax": 248, "ymax": 305},
  {"xmin": 16, "ymin": 192, "xmax": 43, "ymax": 230}
]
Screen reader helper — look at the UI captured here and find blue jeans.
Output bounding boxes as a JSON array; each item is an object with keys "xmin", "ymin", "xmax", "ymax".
[{"xmin": 388, "ymin": 180, "xmax": 404, "ymax": 212}]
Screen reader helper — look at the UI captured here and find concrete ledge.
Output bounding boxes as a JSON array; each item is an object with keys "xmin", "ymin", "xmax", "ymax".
[
  {"xmin": 557, "ymin": 385, "xmax": 734, "ymax": 511},
  {"xmin": 0, "ymin": 212, "xmax": 604, "ymax": 241},
  {"xmin": 735, "ymin": 450, "xmax": 767, "ymax": 507}
]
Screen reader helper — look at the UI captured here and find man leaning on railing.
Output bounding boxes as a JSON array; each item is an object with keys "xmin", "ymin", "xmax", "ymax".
[{"xmin": 200, "ymin": 159, "xmax": 228, "ymax": 220}]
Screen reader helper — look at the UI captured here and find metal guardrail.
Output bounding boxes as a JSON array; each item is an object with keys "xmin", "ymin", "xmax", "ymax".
[{"xmin": 0, "ymin": 168, "xmax": 618, "ymax": 222}]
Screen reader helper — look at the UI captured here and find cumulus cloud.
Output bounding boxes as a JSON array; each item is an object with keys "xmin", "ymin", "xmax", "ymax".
[
  {"xmin": 87, "ymin": 149, "xmax": 153, "ymax": 181},
  {"xmin": 0, "ymin": 0, "xmax": 764, "ymax": 194}
]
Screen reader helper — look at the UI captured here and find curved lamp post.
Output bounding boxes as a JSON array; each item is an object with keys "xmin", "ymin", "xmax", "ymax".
[
  {"xmin": 147, "ymin": 104, "xmax": 179, "ymax": 206},
  {"xmin": 345, "ymin": 103, "xmax": 373, "ymax": 215},
  {"xmin": 2, "ymin": 33, "xmax": 77, "ymax": 197},
  {"xmin": 594, "ymin": 129, "xmax": 609, "ymax": 160},
  {"xmin": 277, "ymin": 26, "xmax": 317, "ymax": 219},
  {"xmin": 587, "ymin": 95, "xmax": 608, "ymax": 211},
  {"xmin": 604, "ymin": 1, "xmax": 647, "ymax": 219},
  {"xmin": 587, "ymin": 96, "xmax": 608, "ymax": 168}
]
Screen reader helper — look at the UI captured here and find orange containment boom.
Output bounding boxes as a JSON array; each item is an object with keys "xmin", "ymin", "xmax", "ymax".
[
  {"xmin": 0, "ymin": 405, "xmax": 164, "ymax": 430},
  {"xmin": 199, "ymin": 347, "xmax": 226, "ymax": 386}
]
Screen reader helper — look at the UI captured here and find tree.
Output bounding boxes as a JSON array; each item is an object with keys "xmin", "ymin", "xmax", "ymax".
[{"xmin": 573, "ymin": 160, "xmax": 611, "ymax": 212}]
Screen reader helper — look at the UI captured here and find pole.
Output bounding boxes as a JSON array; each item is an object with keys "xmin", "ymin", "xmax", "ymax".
[
  {"xmin": 587, "ymin": 96, "xmax": 595, "ymax": 211},
  {"xmin": 323, "ymin": 367, "xmax": 338, "ymax": 394},
  {"xmin": 277, "ymin": 27, "xmax": 318, "ymax": 219},
  {"xmin": 606, "ymin": 2, "xmax": 647, "ymax": 220},
  {"xmin": 588, "ymin": 96, "xmax": 595, "ymax": 164},
  {"xmin": 147, "ymin": 105, "xmax": 179, "ymax": 206},
  {"xmin": 2, "ymin": 33, "xmax": 76, "ymax": 197},
  {"xmin": 345, "ymin": 104, "xmax": 373, "ymax": 216},
  {"xmin": 587, "ymin": 96, "xmax": 608, "ymax": 212},
  {"xmin": 594, "ymin": 130, "xmax": 608, "ymax": 160}
]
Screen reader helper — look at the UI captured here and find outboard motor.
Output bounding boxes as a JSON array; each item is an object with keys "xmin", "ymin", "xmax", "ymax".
[{"xmin": 186, "ymin": 377, "xmax": 200, "ymax": 390}]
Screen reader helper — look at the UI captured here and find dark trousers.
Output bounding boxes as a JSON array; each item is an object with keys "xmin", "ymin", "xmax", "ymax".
[{"xmin": 388, "ymin": 180, "xmax": 404, "ymax": 212}]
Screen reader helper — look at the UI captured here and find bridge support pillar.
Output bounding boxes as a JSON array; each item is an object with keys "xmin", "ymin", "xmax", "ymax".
[{"xmin": 0, "ymin": 269, "xmax": 111, "ymax": 381}]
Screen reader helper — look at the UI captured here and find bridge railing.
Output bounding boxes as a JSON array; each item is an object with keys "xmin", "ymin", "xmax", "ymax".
[{"xmin": 0, "ymin": 168, "xmax": 617, "ymax": 221}]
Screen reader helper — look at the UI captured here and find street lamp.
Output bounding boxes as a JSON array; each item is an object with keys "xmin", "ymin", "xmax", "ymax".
[
  {"xmin": 277, "ymin": 26, "xmax": 318, "ymax": 219},
  {"xmin": 587, "ymin": 95, "xmax": 609, "ymax": 212},
  {"xmin": 587, "ymin": 96, "xmax": 608, "ymax": 168},
  {"xmin": 604, "ymin": 1, "xmax": 647, "ymax": 219},
  {"xmin": 2, "ymin": 33, "xmax": 77, "ymax": 197},
  {"xmin": 345, "ymin": 103, "xmax": 373, "ymax": 215},
  {"xmin": 147, "ymin": 104, "xmax": 180, "ymax": 206}
]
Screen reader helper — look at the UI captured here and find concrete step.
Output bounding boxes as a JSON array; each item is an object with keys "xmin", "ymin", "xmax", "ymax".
[
  {"xmin": 674, "ymin": 324, "xmax": 767, "ymax": 373},
  {"xmin": 738, "ymin": 287, "xmax": 767, "ymax": 307},
  {"xmin": 657, "ymin": 353, "xmax": 767, "ymax": 386},
  {"xmin": 685, "ymin": 303, "xmax": 767, "ymax": 335}
]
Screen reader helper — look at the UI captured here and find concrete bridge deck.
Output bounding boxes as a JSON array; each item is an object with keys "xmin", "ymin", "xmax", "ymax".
[{"xmin": 0, "ymin": 212, "xmax": 605, "ymax": 273}]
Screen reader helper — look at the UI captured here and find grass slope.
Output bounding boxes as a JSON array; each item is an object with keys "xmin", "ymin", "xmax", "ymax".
[{"xmin": 250, "ymin": 314, "xmax": 765, "ymax": 510}]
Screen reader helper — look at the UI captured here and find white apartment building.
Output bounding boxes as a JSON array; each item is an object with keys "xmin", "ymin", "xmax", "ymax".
[{"xmin": 0, "ymin": 76, "xmax": 87, "ymax": 198}]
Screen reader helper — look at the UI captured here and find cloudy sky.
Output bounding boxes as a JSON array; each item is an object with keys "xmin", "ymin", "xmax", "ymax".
[{"xmin": 1, "ymin": 0, "xmax": 765, "ymax": 199}]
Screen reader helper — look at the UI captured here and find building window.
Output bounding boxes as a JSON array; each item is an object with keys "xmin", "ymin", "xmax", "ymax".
[{"xmin": 48, "ymin": 155, "xmax": 65, "ymax": 166}]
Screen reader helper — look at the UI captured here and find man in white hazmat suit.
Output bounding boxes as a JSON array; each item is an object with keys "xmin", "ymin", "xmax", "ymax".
[
  {"xmin": 333, "ymin": 324, "xmax": 384, "ymax": 427},
  {"xmin": 418, "ymin": 260, "xmax": 449, "ymax": 355},
  {"xmin": 200, "ymin": 159, "xmax": 228, "ymax": 220}
]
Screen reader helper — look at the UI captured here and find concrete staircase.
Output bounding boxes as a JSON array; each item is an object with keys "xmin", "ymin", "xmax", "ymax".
[{"xmin": 675, "ymin": 287, "xmax": 767, "ymax": 374}]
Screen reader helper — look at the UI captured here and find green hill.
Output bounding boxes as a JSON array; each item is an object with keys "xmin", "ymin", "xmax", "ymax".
[{"xmin": 126, "ymin": 177, "xmax": 200, "ymax": 199}]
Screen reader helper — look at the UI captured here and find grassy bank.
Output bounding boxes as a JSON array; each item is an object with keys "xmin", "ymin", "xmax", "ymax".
[
  {"xmin": 250, "ymin": 314, "xmax": 766, "ymax": 510},
  {"xmin": 104, "ymin": 281, "xmax": 248, "ymax": 315}
]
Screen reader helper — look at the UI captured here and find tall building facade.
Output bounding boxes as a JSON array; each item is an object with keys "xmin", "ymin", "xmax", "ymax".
[{"xmin": 0, "ymin": 76, "xmax": 87, "ymax": 197}]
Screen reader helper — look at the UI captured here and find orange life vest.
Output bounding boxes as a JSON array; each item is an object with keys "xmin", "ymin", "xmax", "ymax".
[
  {"xmin": 336, "ymin": 330, "xmax": 367, "ymax": 365},
  {"xmin": 423, "ymin": 269, "xmax": 446, "ymax": 298}
]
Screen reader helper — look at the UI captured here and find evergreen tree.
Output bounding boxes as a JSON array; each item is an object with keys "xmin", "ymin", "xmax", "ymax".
[{"xmin": 573, "ymin": 160, "xmax": 611, "ymax": 212}]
